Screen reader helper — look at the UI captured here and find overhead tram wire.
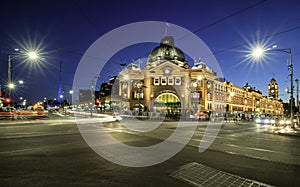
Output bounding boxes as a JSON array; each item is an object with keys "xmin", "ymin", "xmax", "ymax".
[
  {"xmin": 46, "ymin": 1, "xmax": 270, "ymax": 71},
  {"xmin": 131, "ymin": 0, "xmax": 269, "ymax": 63},
  {"xmin": 178, "ymin": 0, "xmax": 269, "ymax": 40},
  {"xmin": 46, "ymin": 25, "xmax": 300, "ymax": 81},
  {"xmin": 217, "ymin": 25, "xmax": 300, "ymax": 82},
  {"xmin": 42, "ymin": 0, "xmax": 272, "ymax": 76},
  {"xmin": 210, "ymin": 25, "xmax": 300, "ymax": 57}
]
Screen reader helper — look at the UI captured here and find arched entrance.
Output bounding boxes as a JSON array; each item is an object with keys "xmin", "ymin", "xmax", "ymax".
[{"xmin": 154, "ymin": 93, "xmax": 181, "ymax": 119}]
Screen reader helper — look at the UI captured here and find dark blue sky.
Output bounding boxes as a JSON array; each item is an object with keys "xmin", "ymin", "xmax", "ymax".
[{"xmin": 1, "ymin": 0, "xmax": 300, "ymax": 104}]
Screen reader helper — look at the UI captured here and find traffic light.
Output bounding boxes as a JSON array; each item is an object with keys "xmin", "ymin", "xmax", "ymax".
[
  {"xmin": 5, "ymin": 97, "xmax": 11, "ymax": 103},
  {"xmin": 95, "ymin": 98, "xmax": 100, "ymax": 105}
]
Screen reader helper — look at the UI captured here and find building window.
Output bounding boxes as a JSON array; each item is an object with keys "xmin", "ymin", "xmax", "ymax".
[
  {"xmin": 122, "ymin": 82, "xmax": 127, "ymax": 89},
  {"xmin": 191, "ymin": 92, "xmax": 200, "ymax": 98},
  {"xmin": 133, "ymin": 91, "xmax": 144, "ymax": 99},
  {"xmin": 154, "ymin": 77, "xmax": 160, "ymax": 85},
  {"xmin": 208, "ymin": 93, "xmax": 211, "ymax": 100},
  {"xmin": 175, "ymin": 77, "xmax": 181, "ymax": 85},
  {"xmin": 137, "ymin": 92, "xmax": 144, "ymax": 99},
  {"xmin": 168, "ymin": 77, "xmax": 174, "ymax": 85},
  {"xmin": 161, "ymin": 77, "xmax": 167, "ymax": 85}
]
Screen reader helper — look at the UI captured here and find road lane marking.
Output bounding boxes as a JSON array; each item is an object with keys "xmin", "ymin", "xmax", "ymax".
[
  {"xmin": 0, "ymin": 132, "xmax": 79, "ymax": 139},
  {"xmin": 0, "ymin": 142, "xmax": 83, "ymax": 155},
  {"xmin": 224, "ymin": 143, "xmax": 276, "ymax": 153}
]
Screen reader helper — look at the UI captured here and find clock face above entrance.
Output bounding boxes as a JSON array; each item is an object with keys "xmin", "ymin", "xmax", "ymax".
[{"xmin": 164, "ymin": 69, "xmax": 170, "ymax": 74}]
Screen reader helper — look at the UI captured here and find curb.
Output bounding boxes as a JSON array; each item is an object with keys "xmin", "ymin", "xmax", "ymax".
[{"xmin": 275, "ymin": 131, "xmax": 300, "ymax": 137}]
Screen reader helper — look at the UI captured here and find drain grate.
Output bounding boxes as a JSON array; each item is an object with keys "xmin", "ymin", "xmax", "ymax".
[{"xmin": 170, "ymin": 162, "xmax": 273, "ymax": 187}]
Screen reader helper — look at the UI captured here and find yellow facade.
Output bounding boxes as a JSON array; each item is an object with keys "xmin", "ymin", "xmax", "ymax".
[{"xmin": 116, "ymin": 36, "xmax": 284, "ymax": 116}]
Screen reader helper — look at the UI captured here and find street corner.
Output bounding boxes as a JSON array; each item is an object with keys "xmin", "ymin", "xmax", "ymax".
[
  {"xmin": 275, "ymin": 126, "xmax": 300, "ymax": 137},
  {"xmin": 265, "ymin": 124, "xmax": 300, "ymax": 137}
]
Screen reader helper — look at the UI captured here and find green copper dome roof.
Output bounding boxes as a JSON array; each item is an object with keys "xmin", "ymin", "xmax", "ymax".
[{"xmin": 148, "ymin": 36, "xmax": 185, "ymax": 62}]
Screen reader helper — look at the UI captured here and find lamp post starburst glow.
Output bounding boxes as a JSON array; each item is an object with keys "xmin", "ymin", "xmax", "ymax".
[
  {"xmin": 27, "ymin": 52, "xmax": 38, "ymax": 60},
  {"xmin": 250, "ymin": 46, "xmax": 294, "ymax": 128},
  {"xmin": 251, "ymin": 47, "xmax": 264, "ymax": 59}
]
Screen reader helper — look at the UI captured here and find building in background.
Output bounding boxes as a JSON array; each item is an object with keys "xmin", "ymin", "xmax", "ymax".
[{"xmin": 98, "ymin": 76, "xmax": 120, "ymax": 112}]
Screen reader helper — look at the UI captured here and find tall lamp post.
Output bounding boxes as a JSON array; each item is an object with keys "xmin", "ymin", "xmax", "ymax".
[
  {"xmin": 7, "ymin": 50, "xmax": 39, "ymax": 98},
  {"xmin": 251, "ymin": 47, "xmax": 294, "ymax": 127},
  {"xmin": 296, "ymin": 79, "xmax": 299, "ymax": 113}
]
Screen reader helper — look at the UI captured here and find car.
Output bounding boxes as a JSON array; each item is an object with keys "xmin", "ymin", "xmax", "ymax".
[
  {"xmin": 274, "ymin": 117, "xmax": 298, "ymax": 126},
  {"xmin": 269, "ymin": 116, "xmax": 282, "ymax": 126},
  {"xmin": 255, "ymin": 117, "xmax": 271, "ymax": 124}
]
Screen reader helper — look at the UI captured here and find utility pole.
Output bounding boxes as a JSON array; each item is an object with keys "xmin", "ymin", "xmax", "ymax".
[
  {"xmin": 7, "ymin": 55, "xmax": 13, "ymax": 98},
  {"xmin": 57, "ymin": 61, "xmax": 63, "ymax": 105},
  {"xmin": 296, "ymin": 79, "xmax": 299, "ymax": 113},
  {"xmin": 288, "ymin": 49, "xmax": 294, "ymax": 128},
  {"xmin": 91, "ymin": 80, "xmax": 95, "ymax": 117}
]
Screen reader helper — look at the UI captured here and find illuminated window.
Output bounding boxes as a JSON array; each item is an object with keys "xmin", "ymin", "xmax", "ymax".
[
  {"xmin": 161, "ymin": 77, "xmax": 167, "ymax": 85},
  {"xmin": 156, "ymin": 93, "xmax": 180, "ymax": 103},
  {"xmin": 168, "ymin": 77, "xmax": 174, "ymax": 85},
  {"xmin": 122, "ymin": 82, "xmax": 127, "ymax": 89},
  {"xmin": 191, "ymin": 92, "xmax": 200, "ymax": 98},
  {"xmin": 133, "ymin": 91, "xmax": 144, "ymax": 99},
  {"xmin": 154, "ymin": 77, "xmax": 160, "ymax": 85},
  {"xmin": 175, "ymin": 77, "xmax": 181, "ymax": 85}
]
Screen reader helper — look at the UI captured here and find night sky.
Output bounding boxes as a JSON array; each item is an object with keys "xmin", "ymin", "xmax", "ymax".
[{"xmin": 1, "ymin": 0, "xmax": 300, "ymax": 104}]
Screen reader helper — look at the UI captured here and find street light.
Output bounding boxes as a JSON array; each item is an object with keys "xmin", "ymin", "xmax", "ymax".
[
  {"xmin": 251, "ymin": 46, "xmax": 294, "ymax": 127},
  {"xmin": 7, "ymin": 79, "xmax": 25, "ymax": 108},
  {"xmin": 7, "ymin": 50, "xmax": 39, "ymax": 98},
  {"xmin": 27, "ymin": 52, "xmax": 38, "ymax": 60},
  {"xmin": 8, "ymin": 83, "xmax": 15, "ymax": 90},
  {"xmin": 251, "ymin": 47, "xmax": 264, "ymax": 59}
]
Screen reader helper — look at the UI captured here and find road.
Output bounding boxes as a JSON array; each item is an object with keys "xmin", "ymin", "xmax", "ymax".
[{"xmin": 0, "ymin": 113, "xmax": 299, "ymax": 186}]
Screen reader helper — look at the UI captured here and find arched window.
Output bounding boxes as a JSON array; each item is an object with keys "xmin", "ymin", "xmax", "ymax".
[{"xmin": 155, "ymin": 93, "xmax": 180, "ymax": 103}]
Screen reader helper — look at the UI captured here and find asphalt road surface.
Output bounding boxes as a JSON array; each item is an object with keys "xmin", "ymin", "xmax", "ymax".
[{"xmin": 0, "ymin": 113, "xmax": 299, "ymax": 186}]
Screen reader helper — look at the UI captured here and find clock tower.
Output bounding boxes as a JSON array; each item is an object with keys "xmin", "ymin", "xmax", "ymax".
[{"xmin": 268, "ymin": 78, "xmax": 278, "ymax": 100}]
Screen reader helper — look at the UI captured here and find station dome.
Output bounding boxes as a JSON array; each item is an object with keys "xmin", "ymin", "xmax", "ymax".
[{"xmin": 147, "ymin": 36, "xmax": 186, "ymax": 62}]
